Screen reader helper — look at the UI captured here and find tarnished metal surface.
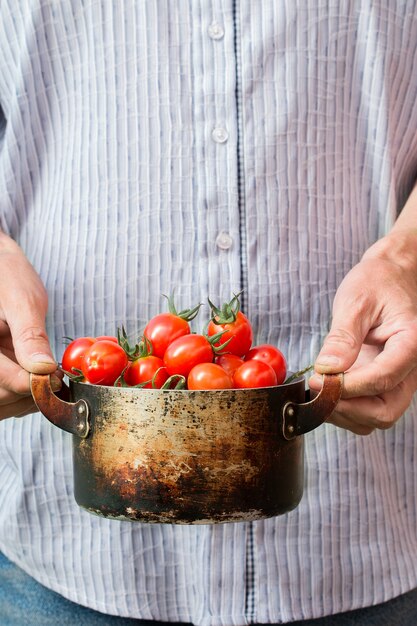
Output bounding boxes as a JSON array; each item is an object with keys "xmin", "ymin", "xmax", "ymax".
[
  {"xmin": 71, "ymin": 382, "xmax": 305, "ymax": 523},
  {"xmin": 31, "ymin": 373, "xmax": 343, "ymax": 524}
]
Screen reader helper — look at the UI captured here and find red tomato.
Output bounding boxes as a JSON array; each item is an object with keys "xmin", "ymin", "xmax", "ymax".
[
  {"xmin": 81, "ymin": 340, "xmax": 129, "ymax": 386},
  {"xmin": 244, "ymin": 344, "xmax": 287, "ymax": 385},
  {"xmin": 95, "ymin": 335, "xmax": 118, "ymax": 343},
  {"xmin": 124, "ymin": 355, "xmax": 169, "ymax": 389},
  {"xmin": 207, "ymin": 311, "xmax": 253, "ymax": 356},
  {"xmin": 163, "ymin": 334, "xmax": 214, "ymax": 377},
  {"xmin": 61, "ymin": 337, "xmax": 96, "ymax": 375},
  {"xmin": 187, "ymin": 363, "xmax": 233, "ymax": 390},
  {"xmin": 233, "ymin": 360, "xmax": 277, "ymax": 389},
  {"xmin": 214, "ymin": 354, "xmax": 244, "ymax": 377},
  {"xmin": 143, "ymin": 313, "xmax": 191, "ymax": 358}
]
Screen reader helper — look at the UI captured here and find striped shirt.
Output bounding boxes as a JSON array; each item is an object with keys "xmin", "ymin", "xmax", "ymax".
[{"xmin": 1, "ymin": 1, "xmax": 417, "ymax": 623}]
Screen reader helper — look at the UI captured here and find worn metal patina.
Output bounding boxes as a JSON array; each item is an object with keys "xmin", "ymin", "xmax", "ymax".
[{"xmin": 31, "ymin": 373, "xmax": 342, "ymax": 524}]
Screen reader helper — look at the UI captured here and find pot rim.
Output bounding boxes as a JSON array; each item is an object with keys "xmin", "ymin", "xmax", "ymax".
[{"xmin": 70, "ymin": 372, "xmax": 306, "ymax": 393}]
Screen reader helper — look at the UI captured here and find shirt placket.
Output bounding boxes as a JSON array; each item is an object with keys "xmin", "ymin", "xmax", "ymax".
[
  {"xmin": 192, "ymin": 1, "xmax": 242, "ymax": 304},
  {"xmin": 191, "ymin": 2, "xmax": 250, "ymax": 624}
]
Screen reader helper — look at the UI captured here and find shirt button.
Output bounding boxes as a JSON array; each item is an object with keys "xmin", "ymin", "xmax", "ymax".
[
  {"xmin": 211, "ymin": 127, "xmax": 229, "ymax": 144},
  {"xmin": 215, "ymin": 232, "xmax": 233, "ymax": 250},
  {"xmin": 208, "ymin": 22, "xmax": 225, "ymax": 40}
]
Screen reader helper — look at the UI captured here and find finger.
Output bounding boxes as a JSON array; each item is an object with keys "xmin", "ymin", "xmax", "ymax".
[
  {"xmin": 9, "ymin": 318, "xmax": 57, "ymax": 374},
  {"xmin": 0, "ymin": 352, "xmax": 32, "ymax": 394},
  {"xmin": 14, "ymin": 407, "xmax": 39, "ymax": 418},
  {"xmin": 0, "ymin": 346, "xmax": 19, "ymax": 363},
  {"xmin": 314, "ymin": 294, "xmax": 373, "ymax": 375},
  {"xmin": 327, "ymin": 369, "xmax": 417, "ymax": 432},
  {"xmin": 0, "ymin": 351, "xmax": 62, "ymax": 396},
  {"xmin": 326, "ymin": 409, "xmax": 375, "ymax": 436},
  {"xmin": 0, "ymin": 253, "xmax": 56, "ymax": 373},
  {"xmin": 0, "ymin": 320, "xmax": 11, "ymax": 336},
  {"xmin": 340, "ymin": 328, "xmax": 417, "ymax": 397},
  {"xmin": 0, "ymin": 372, "xmax": 62, "ymax": 405},
  {"xmin": 0, "ymin": 397, "xmax": 38, "ymax": 421},
  {"xmin": 0, "ymin": 324, "xmax": 14, "ymax": 353}
]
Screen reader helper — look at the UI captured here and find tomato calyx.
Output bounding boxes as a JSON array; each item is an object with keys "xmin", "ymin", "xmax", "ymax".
[
  {"xmin": 60, "ymin": 366, "xmax": 85, "ymax": 382},
  {"xmin": 117, "ymin": 370, "xmax": 186, "ymax": 389},
  {"xmin": 131, "ymin": 335, "xmax": 154, "ymax": 359},
  {"xmin": 62, "ymin": 335, "xmax": 75, "ymax": 344},
  {"xmin": 116, "ymin": 364, "xmax": 164, "ymax": 389},
  {"xmin": 113, "ymin": 365, "xmax": 131, "ymax": 387},
  {"xmin": 163, "ymin": 293, "xmax": 203, "ymax": 321},
  {"xmin": 117, "ymin": 326, "xmax": 148, "ymax": 360},
  {"xmin": 160, "ymin": 374, "xmax": 187, "ymax": 389},
  {"xmin": 207, "ymin": 291, "xmax": 243, "ymax": 325},
  {"xmin": 284, "ymin": 364, "xmax": 314, "ymax": 384},
  {"xmin": 204, "ymin": 328, "xmax": 232, "ymax": 354}
]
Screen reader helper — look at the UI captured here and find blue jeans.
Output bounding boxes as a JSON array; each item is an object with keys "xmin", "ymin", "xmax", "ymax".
[{"xmin": 1, "ymin": 551, "xmax": 417, "ymax": 625}]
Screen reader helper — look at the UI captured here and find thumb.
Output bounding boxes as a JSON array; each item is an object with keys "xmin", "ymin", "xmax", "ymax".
[
  {"xmin": 4, "ymin": 287, "xmax": 57, "ymax": 373},
  {"xmin": 315, "ymin": 266, "xmax": 376, "ymax": 375},
  {"xmin": 9, "ymin": 315, "xmax": 57, "ymax": 374},
  {"xmin": 0, "ymin": 235, "xmax": 57, "ymax": 373},
  {"xmin": 11, "ymin": 323, "xmax": 57, "ymax": 374},
  {"xmin": 315, "ymin": 318, "xmax": 367, "ymax": 375}
]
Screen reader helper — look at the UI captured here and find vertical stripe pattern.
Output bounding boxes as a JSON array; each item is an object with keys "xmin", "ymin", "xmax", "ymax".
[{"xmin": 0, "ymin": 1, "xmax": 417, "ymax": 623}]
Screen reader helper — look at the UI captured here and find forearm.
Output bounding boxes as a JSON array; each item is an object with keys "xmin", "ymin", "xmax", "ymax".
[
  {"xmin": 313, "ymin": 181, "xmax": 417, "ymax": 434},
  {"xmin": 363, "ymin": 183, "xmax": 417, "ymax": 271}
]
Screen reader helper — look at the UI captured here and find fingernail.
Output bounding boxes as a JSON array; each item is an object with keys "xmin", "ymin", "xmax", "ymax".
[
  {"xmin": 30, "ymin": 352, "xmax": 56, "ymax": 365},
  {"xmin": 316, "ymin": 355, "xmax": 342, "ymax": 368}
]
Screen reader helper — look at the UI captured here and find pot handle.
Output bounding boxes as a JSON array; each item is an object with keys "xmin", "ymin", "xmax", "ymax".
[
  {"xmin": 282, "ymin": 372, "xmax": 343, "ymax": 440},
  {"xmin": 30, "ymin": 373, "xmax": 90, "ymax": 439}
]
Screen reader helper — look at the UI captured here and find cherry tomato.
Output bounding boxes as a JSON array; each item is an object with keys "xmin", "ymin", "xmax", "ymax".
[
  {"xmin": 163, "ymin": 334, "xmax": 214, "ymax": 377},
  {"xmin": 95, "ymin": 335, "xmax": 118, "ymax": 343},
  {"xmin": 214, "ymin": 353, "xmax": 244, "ymax": 377},
  {"xmin": 244, "ymin": 344, "xmax": 287, "ymax": 385},
  {"xmin": 143, "ymin": 313, "xmax": 191, "ymax": 358},
  {"xmin": 207, "ymin": 311, "xmax": 253, "ymax": 356},
  {"xmin": 187, "ymin": 363, "xmax": 233, "ymax": 390},
  {"xmin": 233, "ymin": 359, "xmax": 277, "ymax": 389},
  {"xmin": 61, "ymin": 337, "xmax": 96, "ymax": 375},
  {"xmin": 81, "ymin": 340, "xmax": 129, "ymax": 386},
  {"xmin": 124, "ymin": 355, "xmax": 169, "ymax": 389}
]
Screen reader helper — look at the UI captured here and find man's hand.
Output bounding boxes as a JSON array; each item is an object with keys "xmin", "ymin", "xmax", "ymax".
[
  {"xmin": 0, "ymin": 232, "xmax": 61, "ymax": 420},
  {"xmin": 310, "ymin": 229, "xmax": 417, "ymax": 435}
]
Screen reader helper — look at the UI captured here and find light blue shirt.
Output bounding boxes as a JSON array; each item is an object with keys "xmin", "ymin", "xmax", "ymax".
[{"xmin": 1, "ymin": 2, "xmax": 417, "ymax": 623}]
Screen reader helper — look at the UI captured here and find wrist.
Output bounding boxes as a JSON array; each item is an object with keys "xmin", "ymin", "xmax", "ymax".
[{"xmin": 362, "ymin": 228, "xmax": 417, "ymax": 273}]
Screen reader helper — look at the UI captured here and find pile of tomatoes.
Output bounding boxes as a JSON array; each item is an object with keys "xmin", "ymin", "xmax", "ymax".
[{"xmin": 61, "ymin": 294, "xmax": 288, "ymax": 390}]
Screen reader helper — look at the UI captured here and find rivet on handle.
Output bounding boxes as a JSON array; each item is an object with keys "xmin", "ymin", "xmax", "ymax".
[{"xmin": 30, "ymin": 373, "xmax": 90, "ymax": 439}]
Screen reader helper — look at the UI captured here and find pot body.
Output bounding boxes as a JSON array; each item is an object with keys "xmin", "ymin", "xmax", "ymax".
[
  {"xmin": 71, "ymin": 381, "xmax": 305, "ymax": 523},
  {"xmin": 31, "ymin": 372, "xmax": 342, "ymax": 524}
]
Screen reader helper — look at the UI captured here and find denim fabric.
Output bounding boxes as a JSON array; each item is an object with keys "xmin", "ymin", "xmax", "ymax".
[
  {"xmin": 1, "ymin": 552, "xmax": 417, "ymax": 626},
  {"xmin": 288, "ymin": 585, "xmax": 417, "ymax": 626},
  {"xmin": 0, "ymin": 552, "xmax": 190, "ymax": 626}
]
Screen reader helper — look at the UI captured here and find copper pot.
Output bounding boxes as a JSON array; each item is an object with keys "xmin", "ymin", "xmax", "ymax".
[{"xmin": 31, "ymin": 373, "xmax": 342, "ymax": 524}]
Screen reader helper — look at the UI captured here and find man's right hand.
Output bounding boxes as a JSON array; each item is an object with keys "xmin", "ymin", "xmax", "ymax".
[{"xmin": 0, "ymin": 232, "xmax": 60, "ymax": 420}]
